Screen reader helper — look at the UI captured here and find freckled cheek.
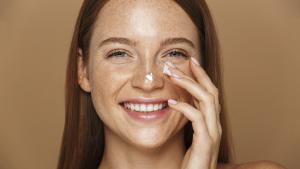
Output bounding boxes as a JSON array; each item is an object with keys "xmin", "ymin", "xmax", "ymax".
[
  {"xmin": 90, "ymin": 65, "xmax": 130, "ymax": 96},
  {"xmin": 91, "ymin": 72, "xmax": 123, "ymax": 91},
  {"xmin": 90, "ymin": 73, "xmax": 123, "ymax": 118}
]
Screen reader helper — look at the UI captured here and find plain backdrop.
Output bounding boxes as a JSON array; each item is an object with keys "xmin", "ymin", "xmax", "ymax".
[{"xmin": 0, "ymin": 0, "xmax": 299, "ymax": 169}]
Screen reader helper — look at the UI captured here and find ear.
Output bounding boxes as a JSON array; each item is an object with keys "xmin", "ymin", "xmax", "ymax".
[{"xmin": 77, "ymin": 48, "xmax": 91, "ymax": 92}]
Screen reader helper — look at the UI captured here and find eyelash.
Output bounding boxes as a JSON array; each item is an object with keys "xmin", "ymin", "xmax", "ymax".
[
  {"xmin": 166, "ymin": 49, "xmax": 189, "ymax": 58},
  {"xmin": 107, "ymin": 49, "xmax": 130, "ymax": 58},
  {"xmin": 106, "ymin": 48, "xmax": 189, "ymax": 59}
]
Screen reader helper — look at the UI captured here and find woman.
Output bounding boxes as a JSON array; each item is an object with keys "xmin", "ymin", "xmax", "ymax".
[{"xmin": 57, "ymin": 0, "xmax": 286, "ymax": 169}]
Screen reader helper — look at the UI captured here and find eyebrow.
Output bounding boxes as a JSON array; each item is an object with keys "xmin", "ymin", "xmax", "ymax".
[{"xmin": 98, "ymin": 37, "xmax": 195, "ymax": 49}]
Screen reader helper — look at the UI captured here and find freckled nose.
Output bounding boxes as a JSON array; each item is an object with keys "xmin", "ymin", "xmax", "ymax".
[{"xmin": 131, "ymin": 60, "xmax": 165, "ymax": 92}]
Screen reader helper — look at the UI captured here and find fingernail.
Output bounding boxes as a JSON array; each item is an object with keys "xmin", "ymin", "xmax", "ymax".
[
  {"xmin": 191, "ymin": 57, "xmax": 200, "ymax": 66},
  {"xmin": 168, "ymin": 99, "xmax": 178, "ymax": 105}
]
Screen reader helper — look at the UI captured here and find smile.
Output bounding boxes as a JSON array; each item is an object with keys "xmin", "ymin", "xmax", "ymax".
[
  {"xmin": 119, "ymin": 98, "xmax": 171, "ymax": 122},
  {"xmin": 122, "ymin": 102, "xmax": 168, "ymax": 113}
]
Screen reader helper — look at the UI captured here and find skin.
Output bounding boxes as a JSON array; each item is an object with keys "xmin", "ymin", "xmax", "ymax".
[{"xmin": 77, "ymin": 0, "xmax": 287, "ymax": 169}]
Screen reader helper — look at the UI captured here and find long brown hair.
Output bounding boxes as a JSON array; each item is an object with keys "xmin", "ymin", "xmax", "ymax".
[{"xmin": 57, "ymin": 0, "xmax": 235, "ymax": 168}]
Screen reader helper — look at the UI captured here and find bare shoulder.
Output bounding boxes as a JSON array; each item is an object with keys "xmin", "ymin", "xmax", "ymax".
[
  {"xmin": 217, "ymin": 161, "xmax": 287, "ymax": 169},
  {"xmin": 217, "ymin": 163, "xmax": 239, "ymax": 169},
  {"xmin": 235, "ymin": 160, "xmax": 288, "ymax": 169}
]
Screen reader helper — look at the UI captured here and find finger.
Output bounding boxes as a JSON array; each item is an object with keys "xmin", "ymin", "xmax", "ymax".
[
  {"xmin": 190, "ymin": 57, "xmax": 222, "ymax": 135},
  {"xmin": 190, "ymin": 57, "xmax": 220, "ymax": 114},
  {"xmin": 190, "ymin": 57, "xmax": 219, "ymax": 98},
  {"xmin": 167, "ymin": 99, "xmax": 211, "ymax": 143},
  {"xmin": 193, "ymin": 99, "xmax": 221, "ymax": 136},
  {"xmin": 163, "ymin": 65, "xmax": 220, "ymax": 139},
  {"xmin": 164, "ymin": 60, "xmax": 220, "ymax": 115},
  {"xmin": 166, "ymin": 64, "xmax": 214, "ymax": 115},
  {"xmin": 168, "ymin": 99, "xmax": 220, "ymax": 169}
]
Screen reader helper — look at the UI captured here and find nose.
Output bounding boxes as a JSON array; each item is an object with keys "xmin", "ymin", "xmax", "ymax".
[{"xmin": 131, "ymin": 59, "xmax": 165, "ymax": 92}]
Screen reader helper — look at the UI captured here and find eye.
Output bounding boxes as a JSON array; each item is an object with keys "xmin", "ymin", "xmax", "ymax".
[
  {"xmin": 165, "ymin": 49, "xmax": 189, "ymax": 59},
  {"xmin": 105, "ymin": 49, "xmax": 134, "ymax": 64},
  {"xmin": 106, "ymin": 49, "xmax": 131, "ymax": 58}
]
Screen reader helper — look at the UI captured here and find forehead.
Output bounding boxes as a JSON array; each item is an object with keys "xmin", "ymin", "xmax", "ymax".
[{"xmin": 92, "ymin": 0, "xmax": 199, "ymax": 45}]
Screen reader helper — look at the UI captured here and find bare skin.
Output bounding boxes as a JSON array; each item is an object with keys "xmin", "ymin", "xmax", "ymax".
[{"xmin": 77, "ymin": 0, "xmax": 287, "ymax": 169}]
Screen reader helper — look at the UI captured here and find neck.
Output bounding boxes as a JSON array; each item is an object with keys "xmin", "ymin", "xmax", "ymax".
[{"xmin": 98, "ymin": 127, "xmax": 186, "ymax": 169}]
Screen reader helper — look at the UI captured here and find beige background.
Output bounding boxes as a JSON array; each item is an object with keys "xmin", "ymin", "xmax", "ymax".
[{"xmin": 0, "ymin": 0, "xmax": 299, "ymax": 169}]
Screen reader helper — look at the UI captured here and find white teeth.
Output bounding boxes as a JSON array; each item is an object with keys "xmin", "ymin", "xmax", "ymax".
[
  {"xmin": 123, "ymin": 102, "xmax": 166, "ymax": 112},
  {"xmin": 134, "ymin": 104, "xmax": 139, "ymax": 111},
  {"xmin": 140, "ymin": 104, "xmax": 146, "ymax": 111},
  {"xmin": 153, "ymin": 104, "xmax": 158, "ymax": 111},
  {"xmin": 158, "ymin": 104, "xmax": 162, "ymax": 109},
  {"xmin": 130, "ymin": 104, "xmax": 134, "ymax": 110},
  {"xmin": 146, "ymin": 104, "xmax": 153, "ymax": 111}
]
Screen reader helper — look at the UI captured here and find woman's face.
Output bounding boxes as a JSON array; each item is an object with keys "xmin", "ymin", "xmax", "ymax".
[{"xmin": 78, "ymin": 0, "xmax": 200, "ymax": 148}]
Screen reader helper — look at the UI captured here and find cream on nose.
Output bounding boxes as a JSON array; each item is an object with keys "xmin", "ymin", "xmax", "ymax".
[
  {"xmin": 143, "ymin": 71, "xmax": 160, "ymax": 85},
  {"xmin": 145, "ymin": 72, "xmax": 153, "ymax": 82},
  {"xmin": 143, "ymin": 59, "xmax": 179, "ymax": 86},
  {"xmin": 143, "ymin": 60, "xmax": 170, "ymax": 83},
  {"xmin": 131, "ymin": 60, "xmax": 167, "ymax": 91}
]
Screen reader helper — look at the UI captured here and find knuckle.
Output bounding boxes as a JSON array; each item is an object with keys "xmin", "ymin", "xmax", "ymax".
[
  {"xmin": 218, "ymin": 128, "xmax": 222, "ymax": 137},
  {"xmin": 212, "ymin": 87, "xmax": 219, "ymax": 96},
  {"xmin": 218, "ymin": 123, "xmax": 222, "ymax": 132},
  {"xmin": 205, "ymin": 93, "xmax": 214, "ymax": 101},
  {"xmin": 213, "ymin": 130, "xmax": 221, "ymax": 141}
]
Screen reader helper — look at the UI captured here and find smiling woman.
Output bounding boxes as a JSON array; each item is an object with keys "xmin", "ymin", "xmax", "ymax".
[{"xmin": 56, "ymin": 0, "xmax": 286, "ymax": 169}]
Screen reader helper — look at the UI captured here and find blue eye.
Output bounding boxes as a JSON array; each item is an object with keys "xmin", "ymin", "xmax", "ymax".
[
  {"xmin": 107, "ymin": 50, "xmax": 129, "ymax": 58},
  {"xmin": 166, "ymin": 49, "xmax": 189, "ymax": 59}
]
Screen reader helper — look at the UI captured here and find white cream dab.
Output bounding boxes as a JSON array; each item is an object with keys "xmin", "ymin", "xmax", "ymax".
[
  {"xmin": 145, "ymin": 72, "xmax": 153, "ymax": 81},
  {"xmin": 162, "ymin": 64, "xmax": 172, "ymax": 76}
]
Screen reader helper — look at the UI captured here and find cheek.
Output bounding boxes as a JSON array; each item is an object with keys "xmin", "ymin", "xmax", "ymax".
[
  {"xmin": 89, "ymin": 61, "xmax": 134, "ymax": 106},
  {"xmin": 89, "ymin": 64, "xmax": 126, "ymax": 113},
  {"xmin": 90, "ymin": 66, "xmax": 125, "ymax": 101},
  {"xmin": 90, "ymin": 60, "xmax": 130, "ymax": 88}
]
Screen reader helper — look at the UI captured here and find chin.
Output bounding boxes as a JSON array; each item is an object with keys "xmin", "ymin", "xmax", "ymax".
[
  {"xmin": 126, "ymin": 129, "xmax": 170, "ymax": 150},
  {"xmin": 130, "ymin": 139, "xmax": 167, "ymax": 150}
]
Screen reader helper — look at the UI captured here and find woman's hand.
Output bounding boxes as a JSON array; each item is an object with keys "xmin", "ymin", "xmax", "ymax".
[{"xmin": 163, "ymin": 57, "xmax": 222, "ymax": 169}]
